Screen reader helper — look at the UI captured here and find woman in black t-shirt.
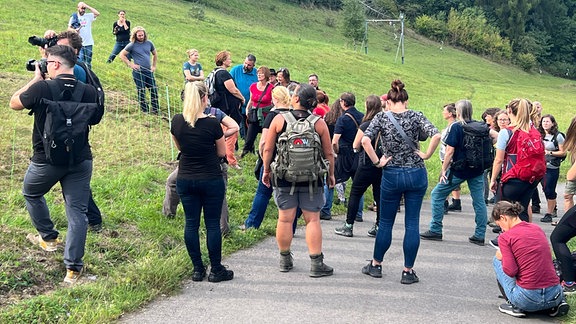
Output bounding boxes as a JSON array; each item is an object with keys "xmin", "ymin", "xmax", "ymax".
[
  {"xmin": 107, "ymin": 10, "xmax": 131, "ymax": 63},
  {"xmin": 171, "ymin": 81, "xmax": 233, "ymax": 283}
]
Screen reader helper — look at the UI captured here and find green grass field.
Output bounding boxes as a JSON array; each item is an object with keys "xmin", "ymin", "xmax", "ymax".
[{"xmin": 1, "ymin": 0, "xmax": 576, "ymax": 322}]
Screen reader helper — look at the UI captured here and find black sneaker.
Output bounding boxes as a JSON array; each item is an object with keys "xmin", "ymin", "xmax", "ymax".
[
  {"xmin": 334, "ymin": 223, "xmax": 353, "ymax": 237},
  {"xmin": 208, "ymin": 266, "xmax": 234, "ymax": 282},
  {"xmin": 88, "ymin": 223, "xmax": 103, "ymax": 233},
  {"xmin": 490, "ymin": 238, "xmax": 499, "ymax": 248},
  {"xmin": 499, "ymin": 302, "xmax": 526, "ymax": 318},
  {"xmin": 367, "ymin": 223, "xmax": 378, "ymax": 237},
  {"xmin": 362, "ymin": 261, "xmax": 382, "ymax": 278},
  {"xmin": 469, "ymin": 236, "xmax": 485, "ymax": 246},
  {"xmin": 492, "ymin": 226, "xmax": 502, "ymax": 234},
  {"xmin": 320, "ymin": 212, "xmax": 332, "ymax": 220},
  {"xmin": 420, "ymin": 230, "xmax": 443, "ymax": 241},
  {"xmin": 401, "ymin": 269, "xmax": 419, "ymax": 284},
  {"xmin": 540, "ymin": 214, "xmax": 553, "ymax": 223},
  {"xmin": 532, "ymin": 205, "xmax": 541, "ymax": 214},
  {"xmin": 192, "ymin": 267, "xmax": 206, "ymax": 282},
  {"xmin": 549, "ymin": 300, "xmax": 570, "ymax": 317},
  {"xmin": 355, "ymin": 216, "xmax": 363, "ymax": 222}
]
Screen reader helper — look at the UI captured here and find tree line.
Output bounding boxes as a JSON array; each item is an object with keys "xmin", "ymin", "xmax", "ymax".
[{"xmin": 283, "ymin": 0, "xmax": 576, "ymax": 79}]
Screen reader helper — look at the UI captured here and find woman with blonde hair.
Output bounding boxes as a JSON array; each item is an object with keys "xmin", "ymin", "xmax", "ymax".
[
  {"xmin": 489, "ymin": 99, "xmax": 545, "ymax": 227},
  {"xmin": 242, "ymin": 86, "xmax": 292, "ymax": 229},
  {"xmin": 182, "ymin": 49, "xmax": 204, "ymax": 83},
  {"xmin": 171, "ymin": 81, "xmax": 233, "ymax": 283}
]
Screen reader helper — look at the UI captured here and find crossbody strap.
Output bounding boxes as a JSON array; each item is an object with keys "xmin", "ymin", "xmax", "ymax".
[
  {"xmin": 385, "ymin": 110, "xmax": 417, "ymax": 151},
  {"xmin": 254, "ymin": 83, "xmax": 270, "ymax": 109},
  {"xmin": 345, "ymin": 112, "xmax": 359, "ymax": 129}
]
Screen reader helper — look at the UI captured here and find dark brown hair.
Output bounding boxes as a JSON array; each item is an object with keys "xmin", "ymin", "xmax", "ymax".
[
  {"xmin": 387, "ymin": 79, "xmax": 408, "ymax": 103},
  {"xmin": 363, "ymin": 95, "xmax": 382, "ymax": 122},
  {"xmin": 491, "ymin": 201, "xmax": 524, "ymax": 221}
]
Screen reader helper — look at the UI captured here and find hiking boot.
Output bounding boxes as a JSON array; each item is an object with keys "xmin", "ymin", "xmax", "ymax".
[
  {"xmin": 309, "ymin": 253, "xmax": 333, "ymax": 277},
  {"xmin": 334, "ymin": 223, "xmax": 353, "ymax": 237},
  {"xmin": 469, "ymin": 236, "xmax": 485, "ymax": 246},
  {"xmin": 540, "ymin": 214, "xmax": 553, "ymax": 223},
  {"xmin": 88, "ymin": 223, "xmax": 103, "ymax": 233},
  {"xmin": 279, "ymin": 251, "xmax": 293, "ymax": 272},
  {"xmin": 320, "ymin": 212, "xmax": 332, "ymax": 220},
  {"xmin": 401, "ymin": 269, "xmax": 419, "ymax": 284},
  {"xmin": 362, "ymin": 261, "xmax": 382, "ymax": 278},
  {"xmin": 208, "ymin": 266, "xmax": 234, "ymax": 282},
  {"xmin": 27, "ymin": 233, "xmax": 60, "ymax": 252},
  {"xmin": 443, "ymin": 200, "xmax": 449, "ymax": 214},
  {"xmin": 499, "ymin": 302, "xmax": 526, "ymax": 318},
  {"xmin": 447, "ymin": 198, "xmax": 461, "ymax": 212},
  {"xmin": 562, "ymin": 281, "xmax": 576, "ymax": 295},
  {"xmin": 549, "ymin": 300, "xmax": 570, "ymax": 317},
  {"xmin": 63, "ymin": 267, "xmax": 84, "ymax": 285},
  {"xmin": 355, "ymin": 216, "xmax": 363, "ymax": 222},
  {"xmin": 192, "ymin": 267, "xmax": 206, "ymax": 282},
  {"xmin": 367, "ymin": 223, "xmax": 378, "ymax": 237},
  {"xmin": 420, "ymin": 230, "xmax": 442, "ymax": 241},
  {"xmin": 532, "ymin": 205, "xmax": 541, "ymax": 214}
]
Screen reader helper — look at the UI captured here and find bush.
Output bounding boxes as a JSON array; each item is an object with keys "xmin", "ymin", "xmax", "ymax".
[
  {"xmin": 515, "ymin": 53, "xmax": 537, "ymax": 72},
  {"xmin": 414, "ymin": 15, "xmax": 448, "ymax": 41}
]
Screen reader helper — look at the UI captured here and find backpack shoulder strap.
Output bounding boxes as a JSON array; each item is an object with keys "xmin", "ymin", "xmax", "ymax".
[
  {"xmin": 283, "ymin": 111, "xmax": 297, "ymax": 124},
  {"xmin": 306, "ymin": 113, "xmax": 320, "ymax": 125},
  {"xmin": 46, "ymin": 81, "xmax": 63, "ymax": 101},
  {"xmin": 345, "ymin": 112, "xmax": 359, "ymax": 129},
  {"xmin": 70, "ymin": 82, "xmax": 86, "ymax": 102}
]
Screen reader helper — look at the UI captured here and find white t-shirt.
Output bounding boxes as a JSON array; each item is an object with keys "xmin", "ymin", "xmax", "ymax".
[{"xmin": 69, "ymin": 12, "xmax": 96, "ymax": 46}]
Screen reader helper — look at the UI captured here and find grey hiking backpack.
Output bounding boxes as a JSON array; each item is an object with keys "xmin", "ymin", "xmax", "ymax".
[
  {"xmin": 204, "ymin": 67, "xmax": 224, "ymax": 104},
  {"xmin": 271, "ymin": 112, "xmax": 329, "ymax": 198}
]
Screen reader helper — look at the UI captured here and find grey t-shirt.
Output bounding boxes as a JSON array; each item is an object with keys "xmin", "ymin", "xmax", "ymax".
[{"xmin": 124, "ymin": 40, "xmax": 155, "ymax": 69}]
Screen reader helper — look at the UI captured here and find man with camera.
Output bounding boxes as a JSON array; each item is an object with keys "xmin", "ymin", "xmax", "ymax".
[
  {"xmin": 10, "ymin": 45, "xmax": 103, "ymax": 285},
  {"xmin": 68, "ymin": 2, "xmax": 100, "ymax": 69}
]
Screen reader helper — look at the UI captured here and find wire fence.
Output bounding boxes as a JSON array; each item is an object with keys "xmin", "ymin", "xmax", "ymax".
[{"xmin": 5, "ymin": 70, "xmax": 190, "ymax": 193}]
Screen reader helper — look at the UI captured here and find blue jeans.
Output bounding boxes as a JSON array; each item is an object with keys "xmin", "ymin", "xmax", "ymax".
[
  {"xmin": 177, "ymin": 177, "xmax": 225, "ymax": 271},
  {"xmin": 493, "ymin": 257, "xmax": 564, "ymax": 312},
  {"xmin": 108, "ymin": 41, "xmax": 130, "ymax": 62},
  {"xmin": 244, "ymin": 167, "xmax": 274, "ymax": 229},
  {"xmin": 79, "ymin": 45, "xmax": 93, "ymax": 69},
  {"xmin": 321, "ymin": 184, "xmax": 363, "ymax": 218},
  {"xmin": 132, "ymin": 69, "xmax": 159, "ymax": 113},
  {"xmin": 429, "ymin": 171, "xmax": 487, "ymax": 239},
  {"xmin": 23, "ymin": 160, "xmax": 92, "ymax": 271},
  {"xmin": 373, "ymin": 167, "xmax": 428, "ymax": 268}
]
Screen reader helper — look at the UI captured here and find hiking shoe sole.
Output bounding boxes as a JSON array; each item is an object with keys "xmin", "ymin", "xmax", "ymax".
[{"xmin": 549, "ymin": 301, "xmax": 570, "ymax": 317}]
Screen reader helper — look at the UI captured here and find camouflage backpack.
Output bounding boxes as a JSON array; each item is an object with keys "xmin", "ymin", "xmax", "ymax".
[{"xmin": 271, "ymin": 112, "xmax": 328, "ymax": 198}]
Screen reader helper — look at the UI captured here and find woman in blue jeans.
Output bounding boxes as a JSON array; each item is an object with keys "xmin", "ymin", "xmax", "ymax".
[
  {"xmin": 106, "ymin": 10, "xmax": 130, "ymax": 63},
  {"xmin": 492, "ymin": 201, "xmax": 569, "ymax": 318},
  {"xmin": 171, "ymin": 81, "xmax": 233, "ymax": 283},
  {"xmin": 361, "ymin": 79, "xmax": 440, "ymax": 284}
]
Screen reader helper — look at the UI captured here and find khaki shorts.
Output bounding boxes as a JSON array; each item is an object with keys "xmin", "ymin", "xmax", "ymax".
[
  {"xmin": 566, "ymin": 180, "xmax": 576, "ymax": 195},
  {"xmin": 273, "ymin": 186, "xmax": 325, "ymax": 212}
]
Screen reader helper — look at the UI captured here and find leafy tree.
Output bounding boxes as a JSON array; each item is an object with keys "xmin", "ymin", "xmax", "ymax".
[{"xmin": 341, "ymin": 0, "xmax": 366, "ymax": 49}]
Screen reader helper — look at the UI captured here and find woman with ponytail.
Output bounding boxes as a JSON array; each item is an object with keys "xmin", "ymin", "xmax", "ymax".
[{"xmin": 171, "ymin": 81, "xmax": 233, "ymax": 283}]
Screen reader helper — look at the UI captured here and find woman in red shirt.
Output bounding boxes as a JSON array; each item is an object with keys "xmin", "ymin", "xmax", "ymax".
[
  {"xmin": 492, "ymin": 201, "xmax": 568, "ymax": 318},
  {"xmin": 241, "ymin": 66, "xmax": 273, "ymax": 158}
]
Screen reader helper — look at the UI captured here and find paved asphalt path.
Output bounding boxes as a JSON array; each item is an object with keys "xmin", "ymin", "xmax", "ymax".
[{"xmin": 120, "ymin": 186, "xmax": 566, "ymax": 324}]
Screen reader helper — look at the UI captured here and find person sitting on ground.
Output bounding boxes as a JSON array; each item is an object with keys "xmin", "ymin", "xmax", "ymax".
[
  {"xmin": 553, "ymin": 116, "xmax": 576, "ymax": 226},
  {"xmin": 550, "ymin": 205, "xmax": 576, "ymax": 295},
  {"xmin": 491, "ymin": 201, "xmax": 569, "ymax": 318}
]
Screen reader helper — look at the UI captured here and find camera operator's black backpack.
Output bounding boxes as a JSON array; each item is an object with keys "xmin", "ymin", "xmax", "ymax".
[
  {"xmin": 37, "ymin": 82, "xmax": 99, "ymax": 166},
  {"xmin": 78, "ymin": 62, "xmax": 105, "ymax": 112}
]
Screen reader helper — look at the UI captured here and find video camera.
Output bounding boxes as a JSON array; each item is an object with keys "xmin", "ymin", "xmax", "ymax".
[{"xmin": 28, "ymin": 35, "xmax": 58, "ymax": 48}]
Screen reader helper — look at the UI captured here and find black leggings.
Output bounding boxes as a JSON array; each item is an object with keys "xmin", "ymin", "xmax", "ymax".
[
  {"xmin": 346, "ymin": 164, "xmax": 381, "ymax": 225},
  {"xmin": 499, "ymin": 179, "xmax": 539, "ymax": 222},
  {"xmin": 550, "ymin": 206, "xmax": 576, "ymax": 282},
  {"xmin": 242, "ymin": 121, "xmax": 261, "ymax": 154}
]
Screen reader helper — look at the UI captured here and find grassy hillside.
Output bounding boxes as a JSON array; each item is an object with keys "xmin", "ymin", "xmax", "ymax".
[{"xmin": 1, "ymin": 0, "xmax": 576, "ymax": 322}]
